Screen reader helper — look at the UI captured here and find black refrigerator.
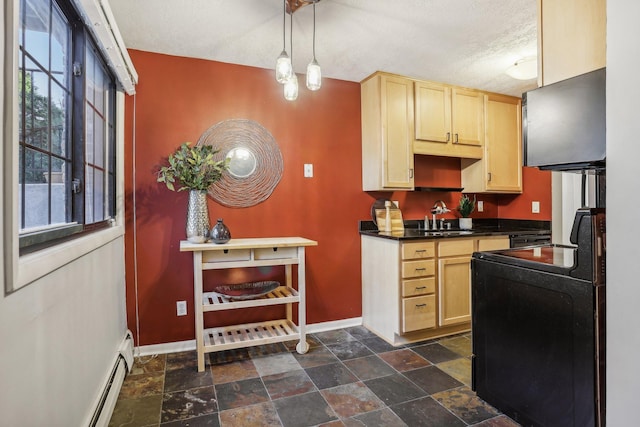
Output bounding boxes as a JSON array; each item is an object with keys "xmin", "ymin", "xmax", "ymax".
[{"xmin": 472, "ymin": 209, "xmax": 606, "ymax": 427}]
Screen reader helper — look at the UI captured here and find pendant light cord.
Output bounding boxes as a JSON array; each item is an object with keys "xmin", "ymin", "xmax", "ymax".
[
  {"xmin": 282, "ymin": 0, "xmax": 286, "ymax": 51},
  {"xmin": 289, "ymin": 5, "xmax": 294, "ymax": 63},
  {"xmin": 312, "ymin": 1, "xmax": 316, "ymax": 60}
]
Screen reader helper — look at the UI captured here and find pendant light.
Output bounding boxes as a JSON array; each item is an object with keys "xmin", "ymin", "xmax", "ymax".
[
  {"xmin": 284, "ymin": 8, "xmax": 298, "ymax": 101},
  {"xmin": 306, "ymin": 1, "xmax": 321, "ymax": 91},
  {"xmin": 275, "ymin": 0, "xmax": 292, "ymax": 84}
]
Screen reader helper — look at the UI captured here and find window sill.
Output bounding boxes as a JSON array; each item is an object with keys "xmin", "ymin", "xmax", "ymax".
[{"xmin": 15, "ymin": 224, "xmax": 125, "ymax": 291}]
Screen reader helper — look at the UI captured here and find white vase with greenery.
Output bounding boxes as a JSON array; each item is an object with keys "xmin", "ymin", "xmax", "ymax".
[{"xmin": 457, "ymin": 194, "xmax": 476, "ymax": 230}]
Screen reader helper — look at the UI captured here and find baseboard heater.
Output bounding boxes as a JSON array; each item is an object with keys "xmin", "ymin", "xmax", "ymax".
[{"xmin": 88, "ymin": 330, "xmax": 134, "ymax": 427}]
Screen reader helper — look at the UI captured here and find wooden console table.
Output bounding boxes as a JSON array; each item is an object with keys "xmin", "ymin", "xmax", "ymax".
[{"xmin": 180, "ymin": 237, "xmax": 317, "ymax": 371}]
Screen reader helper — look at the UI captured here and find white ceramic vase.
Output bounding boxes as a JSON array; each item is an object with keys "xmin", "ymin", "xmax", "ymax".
[{"xmin": 459, "ymin": 217, "xmax": 473, "ymax": 230}]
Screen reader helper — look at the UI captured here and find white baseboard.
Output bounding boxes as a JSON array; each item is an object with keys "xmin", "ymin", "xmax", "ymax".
[
  {"xmin": 136, "ymin": 317, "xmax": 363, "ymax": 357},
  {"xmin": 85, "ymin": 330, "xmax": 133, "ymax": 427}
]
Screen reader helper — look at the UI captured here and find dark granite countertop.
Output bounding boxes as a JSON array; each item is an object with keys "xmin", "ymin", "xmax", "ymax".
[{"xmin": 359, "ymin": 218, "xmax": 551, "ymax": 241}]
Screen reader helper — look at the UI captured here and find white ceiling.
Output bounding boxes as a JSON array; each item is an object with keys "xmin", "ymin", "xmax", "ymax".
[{"xmin": 108, "ymin": 0, "xmax": 539, "ymax": 97}]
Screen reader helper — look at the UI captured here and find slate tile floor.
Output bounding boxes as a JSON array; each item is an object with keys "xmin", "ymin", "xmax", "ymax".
[{"xmin": 109, "ymin": 327, "xmax": 520, "ymax": 427}]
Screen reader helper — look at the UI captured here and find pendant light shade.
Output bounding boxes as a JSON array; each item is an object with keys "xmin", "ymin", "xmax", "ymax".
[
  {"xmin": 275, "ymin": 0, "xmax": 292, "ymax": 83},
  {"xmin": 306, "ymin": 59, "xmax": 321, "ymax": 91},
  {"xmin": 284, "ymin": 73, "xmax": 299, "ymax": 101},
  {"xmin": 276, "ymin": 52, "xmax": 293, "ymax": 84},
  {"xmin": 305, "ymin": 2, "xmax": 321, "ymax": 91}
]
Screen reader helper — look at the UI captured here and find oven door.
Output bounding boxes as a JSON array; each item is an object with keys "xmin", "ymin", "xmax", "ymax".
[{"xmin": 471, "ymin": 255, "xmax": 598, "ymax": 427}]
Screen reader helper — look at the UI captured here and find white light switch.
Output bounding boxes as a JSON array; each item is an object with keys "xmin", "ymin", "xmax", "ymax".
[
  {"xmin": 532, "ymin": 201, "xmax": 540, "ymax": 214},
  {"xmin": 304, "ymin": 164, "xmax": 313, "ymax": 178},
  {"xmin": 477, "ymin": 201, "xmax": 484, "ymax": 212}
]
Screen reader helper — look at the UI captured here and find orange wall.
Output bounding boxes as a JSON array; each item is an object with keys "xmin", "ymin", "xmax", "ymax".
[{"xmin": 123, "ymin": 50, "xmax": 551, "ymax": 346}]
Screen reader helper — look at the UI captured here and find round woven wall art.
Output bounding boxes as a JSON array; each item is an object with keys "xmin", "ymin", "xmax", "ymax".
[{"xmin": 197, "ymin": 119, "xmax": 283, "ymax": 208}]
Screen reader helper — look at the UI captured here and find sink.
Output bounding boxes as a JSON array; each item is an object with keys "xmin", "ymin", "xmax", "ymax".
[
  {"xmin": 425, "ymin": 230, "xmax": 473, "ymax": 237},
  {"xmin": 403, "ymin": 229, "xmax": 474, "ymax": 237}
]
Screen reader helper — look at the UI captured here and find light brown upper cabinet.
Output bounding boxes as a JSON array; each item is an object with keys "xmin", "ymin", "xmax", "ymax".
[
  {"xmin": 414, "ymin": 81, "xmax": 484, "ymax": 159},
  {"xmin": 461, "ymin": 94, "xmax": 523, "ymax": 193},
  {"xmin": 538, "ymin": 0, "xmax": 606, "ymax": 85},
  {"xmin": 361, "ymin": 73, "xmax": 415, "ymax": 191}
]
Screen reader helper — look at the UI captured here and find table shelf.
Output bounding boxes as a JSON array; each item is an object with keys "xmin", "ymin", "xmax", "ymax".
[
  {"xmin": 202, "ymin": 319, "xmax": 301, "ymax": 352},
  {"xmin": 181, "ymin": 237, "xmax": 317, "ymax": 371},
  {"xmin": 203, "ymin": 286, "xmax": 299, "ymax": 312}
]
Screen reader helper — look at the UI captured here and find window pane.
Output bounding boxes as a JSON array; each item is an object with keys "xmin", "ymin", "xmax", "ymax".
[
  {"xmin": 50, "ymin": 156, "xmax": 68, "ymax": 224},
  {"xmin": 50, "ymin": 3, "xmax": 68, "ymax": 81},
  {"xmin": 85, "ymin": 166, "xmax": 94, "ymax": 224},
  {"xmin": 86, "ymin": 48, "xmax": 95, "ymax": 106},
  {"xmin": 94, "ymin": 114, "xmax": 104, "ymax": 167},
  {"xmin": 50, "ymin": 80, "xmax": 67, "ymax": 156},
  {"xmin": 24, "ymin": 0, "xmax": 50, "ymax": 70},
  {"xmin": 24, "ymin": 58, "xmax": 49, "ymax": 151},
  {"xmin": 94, "ymin": 64, "xmax": 104, "ymax": 113},
  {"xmin": 94, "ymin": 169, "xmax": 104, "ymax": 221},
  {"xmin": 23, "ymin": 148, "xmax": 49, "ymax": 229},
  {"xmin": 85, "ymin": 104, "xmax": 94, "ymax": 164}
]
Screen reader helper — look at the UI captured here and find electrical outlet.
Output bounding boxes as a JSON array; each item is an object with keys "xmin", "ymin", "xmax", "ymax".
[
  {"xmin": 393, "ymin": 200, "xmax": 399, "ymax": 209},
  {"xmin": 176, "ymin": 301, "xmax": 187, "ymax": 316},
  {"xmin": 477, "ymin": 201, "xmax": 484, "ymax": 212},
  {"xmin": 304, "ymin": 164, "xmax": 313, "ymax": 178},
  {"xmin": 532, "ymin": 201, "xmax": 540, "ymax": 214}
]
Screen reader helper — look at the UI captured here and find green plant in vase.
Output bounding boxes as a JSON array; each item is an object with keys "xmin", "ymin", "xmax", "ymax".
[
  {"xmin": 157, "ymin": 143, "xmax": 229, "ymax": 243},
  {"xmin": 457, "ymin": 194, "xmax": 476, "ymax": 230}
]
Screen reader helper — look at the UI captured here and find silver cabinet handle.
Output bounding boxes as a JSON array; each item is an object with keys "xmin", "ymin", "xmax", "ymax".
[
  {"xmin": 454, "ymin": 133, "xmax": 459, "ymax": 143},
  {"xmin": 446, "ymin": 132, "xmax": 451, "ymax": 142},
  {"xmin": 415, "ymin": 286, "xmax": 427, "ymax": 290},
  {"xmin": 415, "ymin": 303, "xmax": 427, "ymax": 308}
]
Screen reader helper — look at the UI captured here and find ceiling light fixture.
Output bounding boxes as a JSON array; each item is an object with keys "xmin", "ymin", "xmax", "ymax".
[
  {"xmin": 283, "ymin": 7, "xmax": 298, "ymax": 101},
  {"xmin": 505, "ymin": 56, "xmax": 537, "ymax": 80},
  {"xmin": 275, "ymin": 0, "xmax": 293, "ymax": 84},
  {"xmin": 306, "ymin": 1, "xmax": 321, "ymax": 91},
  {"xmin": 277, "ymin": 0, "xmax": 321, "ymax": 101}
]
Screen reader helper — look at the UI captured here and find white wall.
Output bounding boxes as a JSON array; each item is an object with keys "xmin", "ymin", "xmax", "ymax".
[
  {"xmin": 1, "ymin": 2, "xmax": 129, "ymax": 425},
  {"xmin": 0, "ymin": 238, "xmax": 127, "ymax": 426},
  {"xmin": 606, "ymin": 1, "xmax": 640, "ymax": 424}
]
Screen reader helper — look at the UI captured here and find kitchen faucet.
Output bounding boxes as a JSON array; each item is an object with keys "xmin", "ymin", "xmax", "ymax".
[{"xmin": 430, "ymin": 200, "xmax": 451, "ymax": 230}]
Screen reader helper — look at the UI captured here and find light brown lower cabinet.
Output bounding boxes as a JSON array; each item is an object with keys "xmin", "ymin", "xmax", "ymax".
[{"xmin": 362, "ymin": 234, "xmax": 509, "ymax": 346}]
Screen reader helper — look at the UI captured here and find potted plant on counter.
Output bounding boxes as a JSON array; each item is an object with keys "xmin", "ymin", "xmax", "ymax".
[
  {"xmin": 457, "ymin": 194, "xmax": 476, "ymax": 230},
  {"xmin": 157, "ymin": 142, "xmax": 229, "ymax": 243}
]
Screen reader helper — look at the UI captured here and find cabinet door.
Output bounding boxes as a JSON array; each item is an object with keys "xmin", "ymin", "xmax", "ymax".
[
  {"xmin": 451, "ymin": 88, "xmax": 484, "ymax": 147},
  {"xmin": 539, "ymin": 0, "xmax": 606, "ymax": 85},
  {"xmin": 438, "ymin": 256, "xmax": 472, "ymax": 326},
  {"xmin": 381, "ymin": 75, "xmax": 415, "ymax": 189},
  {"xmin": 485, "ymin": 94, "xmax": 522, "ymax": 192},
  {"xmin": 414, "ymin": 81, "xmax": 451, "ymax": 143}
]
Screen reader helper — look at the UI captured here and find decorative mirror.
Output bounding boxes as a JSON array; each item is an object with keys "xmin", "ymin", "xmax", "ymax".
[
  {"xmin": 226, "ymin": 147, "xmax": 257, "ymax": 178},
  {"xmin": 197, "ymin": 119, "xmax": 283, "ymax": 208}
]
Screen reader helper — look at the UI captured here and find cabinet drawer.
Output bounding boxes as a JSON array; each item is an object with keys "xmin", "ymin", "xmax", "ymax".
[
  {"xmin": 438, "ymin": 239, "xmax": 474, "ymax": 257},
  {"xmin": 254, "ymin": 246, "xmax": 298, "ymax": 260},
  {"xmin": 402, "ymin": 277, "xmax": 436, "ymax": 297},
  {"xmin": 402, "ymin": 241, "xmax": 436, "ymax": 260},
  {"xmin": 477, "ymin": 237, "xmax": 510, "ymax": 252},
  {"xmin": 203, "ymin": 249, "xmax": 251, "ymax": 263},
  {"xmin": 402, "ymin": 259, "xmax": 435, "ymax": 278},
  {"xmin": 402, "ymin": 295, "xmax": 436, "ymax": 333}
]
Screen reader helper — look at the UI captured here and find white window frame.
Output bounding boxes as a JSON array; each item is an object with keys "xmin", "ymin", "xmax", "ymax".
[{"xmin": 2, "ymin": 0, "xmax": 135, "ymax": 294}]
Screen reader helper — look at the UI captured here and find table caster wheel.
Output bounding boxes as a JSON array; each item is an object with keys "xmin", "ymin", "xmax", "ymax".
[{"xmin": 296, "ymin": 341, "xmax": 309, "ymax": 354}]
